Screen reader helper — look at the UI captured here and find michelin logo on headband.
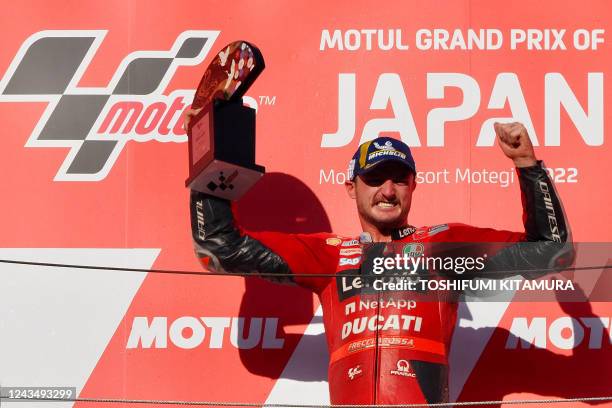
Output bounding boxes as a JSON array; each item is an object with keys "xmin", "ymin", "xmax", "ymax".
[{"xmin": 367, "ymin": 149, "xmax": 407, "ymax": 161}]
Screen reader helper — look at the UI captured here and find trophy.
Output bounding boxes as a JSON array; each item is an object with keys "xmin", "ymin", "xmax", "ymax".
[{"xmin": 185, "ymin": 41, "xmax": 265, "ymax": 200}]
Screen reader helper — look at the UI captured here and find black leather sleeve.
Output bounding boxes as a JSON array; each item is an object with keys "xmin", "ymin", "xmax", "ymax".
[
  {"xmin": 190, "ymin": 190, "xmax": 293, "ymax": 282},
  {"xmin": 485, "ymin": 161, "xmax": 574, "ymax": 278},
  {"xmin": 517, "ymin": 161, "xmax": 568, "ymax": 243}
]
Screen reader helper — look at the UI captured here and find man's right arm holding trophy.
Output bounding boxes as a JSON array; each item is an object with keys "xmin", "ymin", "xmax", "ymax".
[{"xmin": 183, "ymin": 41, "xmax": 333, "ymax": 286}]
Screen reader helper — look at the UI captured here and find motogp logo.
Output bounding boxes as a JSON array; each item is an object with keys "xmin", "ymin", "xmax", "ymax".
[
  {"xmin": 0, "ymin": 30, "xmax": 219, "ymax": 181},
  {"xmin": 347, "ymin": 365, "xmax": 363, "ymax": 380}
]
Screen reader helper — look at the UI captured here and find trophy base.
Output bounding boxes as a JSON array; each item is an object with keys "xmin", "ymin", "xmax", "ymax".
[{"xmin": 186, "ymin": 159, "xmax": 264, "ymax": 201}]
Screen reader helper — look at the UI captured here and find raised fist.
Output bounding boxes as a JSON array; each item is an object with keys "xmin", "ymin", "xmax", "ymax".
[{"xmin": 494, "ymin": 122, "xmax": 537, "ymax": 168}]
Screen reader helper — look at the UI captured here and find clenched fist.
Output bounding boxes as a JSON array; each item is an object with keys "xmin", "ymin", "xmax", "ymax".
[{"xmin": 494, "ymin": 122, "xmax": 537, "ymax": 168}]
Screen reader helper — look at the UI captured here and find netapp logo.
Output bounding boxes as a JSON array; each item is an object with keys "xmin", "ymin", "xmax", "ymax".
[{"xmin": 0, "ymin": 30, "xmax": 220, "ymax": 181}]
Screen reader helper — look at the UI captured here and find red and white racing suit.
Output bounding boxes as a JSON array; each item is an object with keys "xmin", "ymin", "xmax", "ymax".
[{"xmin": 189, "ymin": 162, "xmax": 572, "ymax": 405}]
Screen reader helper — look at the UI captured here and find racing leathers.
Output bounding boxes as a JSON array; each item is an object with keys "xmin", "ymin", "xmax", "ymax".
[{"xmin": 189, "ymin": 162, "xmax": 572, "ymax": 405}]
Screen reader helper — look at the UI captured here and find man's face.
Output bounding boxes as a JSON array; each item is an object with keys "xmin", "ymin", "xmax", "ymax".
[{"xmin": 345, "ymin": 161, "xmax": 417, "ymax": 232}]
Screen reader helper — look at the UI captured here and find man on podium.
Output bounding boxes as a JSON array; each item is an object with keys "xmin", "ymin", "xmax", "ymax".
[{"xmin": 184, "ymin": 99, "xmax": 572, "ymax": 404}]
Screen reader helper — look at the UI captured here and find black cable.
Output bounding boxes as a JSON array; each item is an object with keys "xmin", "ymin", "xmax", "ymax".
[
  {"xmin": 0, "ymin": 258, "xmax": 609, "ymax": 279},
  {"xmin": 1, "ymin": 395, "xmax": 612, "ymax": 406}
]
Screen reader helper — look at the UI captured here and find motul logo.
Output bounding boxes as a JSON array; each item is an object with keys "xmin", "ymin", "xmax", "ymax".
[
  {"xmin": 127, "ymin": 316, "xmax": 285, "ymax": 350},
  {"xmin": 0, "ymin": 30, "xmax": 219, "ymax": 181},
  {"xmin": 506, "ymin": 316, "xmax": 612, "ymax": 350}
]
